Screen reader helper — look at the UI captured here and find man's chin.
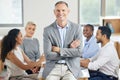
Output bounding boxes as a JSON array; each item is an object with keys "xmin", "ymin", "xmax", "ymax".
[
  {"xmin": 57, "ymin": 18, "xmax": 66, "ymax": 21},
  {"xmin": 97, "ymin": 41, "xmax": 100, "ymax": 43}
]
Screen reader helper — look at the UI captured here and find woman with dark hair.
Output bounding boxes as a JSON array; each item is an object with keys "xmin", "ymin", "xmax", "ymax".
[{"xmin": 1, "ymin": 28, "xmax": 42, "ymax": 80}]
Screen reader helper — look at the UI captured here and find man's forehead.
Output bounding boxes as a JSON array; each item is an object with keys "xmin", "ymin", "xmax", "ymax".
[{"xmin": 97, "ymin": 29, "xmax": 101, "ymax": 33}]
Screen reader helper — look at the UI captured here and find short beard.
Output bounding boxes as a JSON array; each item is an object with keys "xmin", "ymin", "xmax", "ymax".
[{"xmin": 97, "ymin": 40, "xmax": 101, "ymax": 43}]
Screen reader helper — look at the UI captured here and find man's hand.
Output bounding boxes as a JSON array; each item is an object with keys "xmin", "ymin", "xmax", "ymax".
[
  {"xmin": 52, "ymin": 46, "xmax": 60, "ymax": 53},
  {"xmin": 70, "ymin": 40, "xmax": 80, "ymax": 48},
  {"xmin": 80, "ymin": 59, "xmax": 90, "ymax": 68}
]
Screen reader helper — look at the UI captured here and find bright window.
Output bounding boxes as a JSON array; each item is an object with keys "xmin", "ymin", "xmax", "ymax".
[
  {"xmin": 106, "ymin": 0, "xmax": 120, "ymax": 16},
  {"xmin": 79, "ymin": 0, "xmax": 120, "ymax": 25},
  {"xmin": 79, "ymin": 0, "xmax": 101, "ymax": 25},
  {"xmin": 0, "ymin": 0, "xmax": 23, "ymax": 27}
]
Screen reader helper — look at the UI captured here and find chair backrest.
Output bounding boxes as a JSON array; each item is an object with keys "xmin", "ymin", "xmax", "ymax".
[
  {"xmin": 118, "ymin": 42, "xmax": 120, "ymax": 59},
  {"xmin": 114, "ymin": 41, "xmax": 120, "ymax": 59}
]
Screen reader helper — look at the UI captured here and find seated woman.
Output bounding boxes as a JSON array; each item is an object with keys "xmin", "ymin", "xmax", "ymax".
[
  {"xmin": 20, "ymin": 21, "xmax": 44, "ymax": 74},
  {"xmin": 82, "ymin": 24, "xmax": 99, "ymax": 58},
  {"xmin": 0, "ymin": 28, "xmax": 43, "ymax": 80}
]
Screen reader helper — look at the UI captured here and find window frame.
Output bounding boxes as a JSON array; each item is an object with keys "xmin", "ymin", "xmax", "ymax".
[
  {"xmin": 78, "ymin": 0, "xmax": 119, "ymax": 26},
  {"xmin": 0, "ymin": 0, "xmax": 24, "ymax": 27}
]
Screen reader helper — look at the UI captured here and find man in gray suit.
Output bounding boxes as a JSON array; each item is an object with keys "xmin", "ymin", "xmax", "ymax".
[{"xmin": 42, "ymin": 1, "xmax": 82, "ymax": 80}]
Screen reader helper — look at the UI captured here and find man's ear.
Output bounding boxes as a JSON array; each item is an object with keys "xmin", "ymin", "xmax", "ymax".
[{"xmin": 103, "ymin": 34, "xmax": 107, "ymax": 38}]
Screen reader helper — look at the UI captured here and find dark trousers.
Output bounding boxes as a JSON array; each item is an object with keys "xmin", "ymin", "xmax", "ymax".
[
  {"xmin": 26, "ymin": 69, "xmax": 33, "ymax": 74},
  {"xmin": 89, "ymin": 70, "xmax": 118, "ymax": 80}
]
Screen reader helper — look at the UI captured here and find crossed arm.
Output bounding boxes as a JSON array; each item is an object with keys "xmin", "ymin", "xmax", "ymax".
[
  {"xmin": 52, "ymin": 39, "xmax": 80, "ymax": 53},
  {"xmin": 44, "ymin": 26, "xmax": 82, "ymax": 60}
]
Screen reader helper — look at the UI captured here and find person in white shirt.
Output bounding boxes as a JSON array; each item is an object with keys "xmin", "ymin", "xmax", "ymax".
[{"xmin": 80, "ymin": 26, "xmax": 119, "ymax": 80}]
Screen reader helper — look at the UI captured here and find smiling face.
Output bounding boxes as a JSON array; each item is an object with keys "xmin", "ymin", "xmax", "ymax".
[
  {"xmin": 83, "ymin": 26, "xmax": 93, "ymax": 39},
  {"xmin": 25, "ymin": 24, "xmax": 36, "ymax": 37},
  {"xmin": 54, "ymin": 3, "xmax": 70, "ymax": 22},
  {"xmin": 16, "ymin": 32, "xmax": 23, "ymax": 45},
  {"xmin": 96, "ymin": 29, "xmax": 103, "ymax": 43}
]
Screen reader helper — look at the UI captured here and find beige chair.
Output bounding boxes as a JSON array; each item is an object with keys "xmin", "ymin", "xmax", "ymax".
[
  {"xmin": 118, "ymin": 42, "xmax": 120, "ymax": 59},
  {"xmin": 39, "ymin": 78, "xmax": 88, "ymax": 80},
  {"xmin": 114, "ymin": 41, "xmax": 120, "ymax": 59},
  {"xmin": 39, "ymin": 78, "xmax": 44, "ymax": 80},
  {"xmin": 79, "ymin": 78, "xmax": 88, "ymax": 80}
]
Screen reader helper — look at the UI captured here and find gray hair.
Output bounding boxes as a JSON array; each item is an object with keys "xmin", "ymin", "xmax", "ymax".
[
  {"xmin": 26, "ymin": 21, "xmax": 36, "ymax": 27},
  {"xmin": 55, "ymin": 1, "xmax": 68, "ymax": 7}
]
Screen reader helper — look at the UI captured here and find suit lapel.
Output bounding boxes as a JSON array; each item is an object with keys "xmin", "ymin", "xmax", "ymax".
[
  {"xmin": 53, "ymin": 22, "xmax": 62, "ymax": 47},
  {"xmin": 63, "ymin": 22, "xmax": 72, "ymax": 47}
]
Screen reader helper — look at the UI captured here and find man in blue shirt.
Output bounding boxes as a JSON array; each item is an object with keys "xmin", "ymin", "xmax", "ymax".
[{"xmin": 82, "ymin": 24, "xmax": 99, "ymax": 58}]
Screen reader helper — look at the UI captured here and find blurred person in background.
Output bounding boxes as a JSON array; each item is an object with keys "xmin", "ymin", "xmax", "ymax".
[
  {"xmin": 20, "ymin": 21, "xmax": 45, "ymax": 74},
  {"xmin": 82, "ymin": 24, "xmax": 99, "ymax": 58}
]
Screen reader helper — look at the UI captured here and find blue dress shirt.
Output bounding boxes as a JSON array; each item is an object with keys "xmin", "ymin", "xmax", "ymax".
[
  {"xmin": 82, "ymin": 35, "xmax": 99, "ymax": 58},
  {"xmin": 56, "ymin": 23, "xmax": 69, "ymax": 63}
]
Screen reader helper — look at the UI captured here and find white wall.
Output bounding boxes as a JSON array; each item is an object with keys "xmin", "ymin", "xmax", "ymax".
[{"xmin": 0, "ymin": 0, "xmax": 78, "ymax": 53}]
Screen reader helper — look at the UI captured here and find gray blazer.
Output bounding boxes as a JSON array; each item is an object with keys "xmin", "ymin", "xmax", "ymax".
[{"xmin": 42, "ymin": 21, "xmax": 82, "ymax": 79}]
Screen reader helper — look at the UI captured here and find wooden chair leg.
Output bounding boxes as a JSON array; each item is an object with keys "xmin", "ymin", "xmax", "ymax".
[{"xmin": 78, "ymin": 78, "xmax": 88, "ymax": 80}]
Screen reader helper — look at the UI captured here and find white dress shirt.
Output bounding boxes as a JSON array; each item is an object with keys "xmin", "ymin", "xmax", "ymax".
[{"xmin": 88, "ymin": 41, "xmax": 119, "ymax": 77}]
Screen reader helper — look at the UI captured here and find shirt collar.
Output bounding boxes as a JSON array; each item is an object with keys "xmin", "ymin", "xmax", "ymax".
[
  {"xmin": 101, "ymin": 41, "xmax": 111, "ymax": 48},
  {"xmin": 85, "ymin": 35, "xmax": 95, "ymax": 44},
  {"xmin": 56, "ymin": 22, "xmax": 69, "ymax": 29}
]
